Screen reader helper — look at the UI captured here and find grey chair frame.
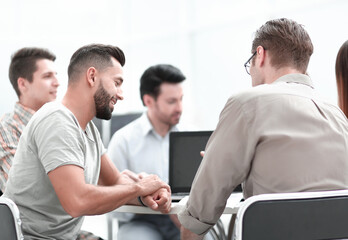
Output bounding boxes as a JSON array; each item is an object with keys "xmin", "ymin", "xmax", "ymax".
[
  {"xmin": 234, "ymin": 189, "xmax": 348, "ymax": 240},
  {"xmin": 0, "ymin": 197, "xmax": 24, "ymax": 240},
  {"xmin": 107, "ymin": 214, "xmax": 227, "ymax": 240}
]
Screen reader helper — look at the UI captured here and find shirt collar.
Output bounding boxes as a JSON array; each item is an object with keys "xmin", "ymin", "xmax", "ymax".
[
  {"xmin": 14, "ymin": 102, "xmax": 35, "ymax": 125},
  {"xmin": 139, "ymin": 112, "xmax": 180, "ymax": 138},
  {"xmin": 139, "ymin": 112, "xmax": 153, "ymax": 137},
  {"xmin": 273, "ymin": 73, "xmax": 314, "ymax": 89}
]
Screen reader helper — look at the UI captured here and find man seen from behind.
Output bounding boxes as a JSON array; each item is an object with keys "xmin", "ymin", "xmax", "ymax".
[{"xmin": 179, "ymin": 18, "xmax": 348, "ymax": 240}]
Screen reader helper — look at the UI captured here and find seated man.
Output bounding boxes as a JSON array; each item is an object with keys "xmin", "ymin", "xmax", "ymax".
[
  {"xmin": 178, "ymin": 18, "xmax": 348, "ymax": 240},
  {"xmin": 0, "ymin": 47, "xmax": 59, "ymax": 196},
  {"xmin": 108, "ymin": 64, "xmax": 186, "ymax": 240},
  {"xmin": 4, "ymin": 44, "xmax": 171, "ymax": 239}
]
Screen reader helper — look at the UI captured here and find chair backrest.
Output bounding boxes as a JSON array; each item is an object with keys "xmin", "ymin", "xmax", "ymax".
[
  {"xmin": 234, "ymin": 189, "xmax": 348, "ymax": 240},
  {"xmin": 109, "ymin": 113, "xmax": 142, "ymax": 135},
  {"xmin": 92, "ymin": 112, "xmax": 142, "ymax": 147},
  {"xmin": 0, "ymin": 197, "xmax": 24, "ymax": 240}
]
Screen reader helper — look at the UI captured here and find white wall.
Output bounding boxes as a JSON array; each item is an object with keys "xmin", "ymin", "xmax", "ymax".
[{"xmin": 0, "ymin": 0, "xmax": 347, "ymax": 130}]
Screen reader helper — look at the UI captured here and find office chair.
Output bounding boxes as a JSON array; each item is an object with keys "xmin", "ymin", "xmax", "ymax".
[
  {"xmin": 92, "ymin": 112, "xmax": 142, "ymax": 147},
  {"xmin": 210, "ymin": 219, "xmax": 227, "ymax": 240},
  {"xmin": 107, "ymin": 214, "xmax": 227, "ymax": 240},
  {"xmin": 234, "ymin": 189, "xmax": 348, "ymax": 240},
  {"xmin": 0, "ymin": 197, "xmax": 24, "ymax": 240}
]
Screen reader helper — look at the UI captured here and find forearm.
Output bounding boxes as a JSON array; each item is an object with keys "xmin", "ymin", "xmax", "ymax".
[
  {"xmin": 68, "ymin": 182, "xmax": 140, "ymax": 217},
  {"xmin": 67, "ymin": 173, "xmax": 170, "ymax": 216},
  {"xmin": 50, "ymin": 163, "xmax": 170, "ymax": 218}
]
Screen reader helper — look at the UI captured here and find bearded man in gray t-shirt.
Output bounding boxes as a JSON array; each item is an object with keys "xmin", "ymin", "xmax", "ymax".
[{"xmin": 4, "ymin": 44, "xmax": 172, "ymax": 239}]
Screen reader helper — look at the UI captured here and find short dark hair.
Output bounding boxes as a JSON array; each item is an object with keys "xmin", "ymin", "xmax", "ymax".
[
  {"xmin": 336, "ymin": 40, "xmax": 348, "ymax": 117},
  {"xmin": 252, "ymin": 18, "xmax": 313, "ymax": 73},
  {"xmin": 68, "ymin": 44, "xmax": 125, "ymax": 83},
  {"xmin": 140, "ymin": 64, "xmax": 186, "ymax": 105},
  {"xmin": 9, "ymin": 47, "xmax": 56, "ymax": 97}
]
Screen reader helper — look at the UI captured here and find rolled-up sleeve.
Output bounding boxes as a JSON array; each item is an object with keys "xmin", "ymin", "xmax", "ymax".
[
  {"xmin": 178, "ymin": 207, "xmax": 214, "ymax": 235},
  {"xmin": 178, "ymin": 96, "xmax": 255, "ymax": 235}
]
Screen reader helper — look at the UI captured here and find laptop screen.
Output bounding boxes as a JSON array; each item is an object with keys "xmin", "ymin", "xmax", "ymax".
[{"xmin": 169, "ymin": 131, "xmax": 213, "ymax": 194}]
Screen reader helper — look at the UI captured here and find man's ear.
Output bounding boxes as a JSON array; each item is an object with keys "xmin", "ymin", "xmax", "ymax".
[
  {"xmin": 256, "ymin": 46, "xmax": 266, "ymax": 67},
  {"xmin": 143, "ymin": 94, "xmax": 155, "ymax": 108},
  {"xmin": 17, "ymin": 77, "xmax": 28, "ymax": 94},
  {"xmin": 86, "ymin": 67, "xmax": 97, "ymax": 87}
]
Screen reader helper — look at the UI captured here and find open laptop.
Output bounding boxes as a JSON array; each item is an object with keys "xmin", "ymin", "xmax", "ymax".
[
  {"xmin": 169, "ymin": 130, "xmax": 243, "ymax": 202},
  {"xmin": 169, "ymin": 131, "xmax": 213, "ymax": 201}
]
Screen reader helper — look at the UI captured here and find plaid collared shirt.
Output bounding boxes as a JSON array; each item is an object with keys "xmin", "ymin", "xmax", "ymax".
[{"xmin": 0, "ymin": 102, "xmax": 34, "ymax": 192}]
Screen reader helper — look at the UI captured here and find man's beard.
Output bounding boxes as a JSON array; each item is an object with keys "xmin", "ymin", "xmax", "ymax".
[
  {"xmin": 94, "ymin": 83, "xmax": 113, "ymax": 120},
  {"xmin": 154, "ymin": 103, "xmax": 181, "ymax": 127}
]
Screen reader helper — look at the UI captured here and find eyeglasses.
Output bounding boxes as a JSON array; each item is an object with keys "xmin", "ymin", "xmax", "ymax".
[{"xmin": 244, "ymin": 51, "xmax": 256, "ymax": 75}]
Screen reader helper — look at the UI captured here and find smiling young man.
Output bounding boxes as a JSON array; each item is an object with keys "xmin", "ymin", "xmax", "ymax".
[
  {"xmin": 0, "ymin": 47, "xmax": 59, "ymax": 195},
  {"xmin": 4, "ymin": 44, "xmax": 171, "ymax": 239},
  {"xmin": 108, "ymin": 64, "xmax": 186, "ymax": 240}
]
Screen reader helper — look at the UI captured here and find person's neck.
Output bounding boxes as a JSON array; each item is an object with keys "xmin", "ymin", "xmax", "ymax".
[
  {"xmin": 62, "ymin": 88, "xmax": 94, "ymax": 131},
  {"xmin": 18, "ymin": 98, "xmax": 41, "ymax": 112},
  {"xmin": 147, "ymin": 112, "xmax": 171, "ymax": 138},
  {"xmin": 265, "ymin": 67, "xmax": 303, "ymax": 84}
]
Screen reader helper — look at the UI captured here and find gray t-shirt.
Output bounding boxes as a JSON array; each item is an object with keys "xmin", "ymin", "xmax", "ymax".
[{"xmin": 4, "ymin": 102, "xmax": 105, "ymax": 239}]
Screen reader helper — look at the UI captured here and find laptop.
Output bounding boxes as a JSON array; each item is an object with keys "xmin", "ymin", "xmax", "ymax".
[
  {"xmin": 169, "ymin": 130, "xmax": 243, "ymax": 202},
  {"xmin": 169, "ymin": 131, "xmax": 213, "ymax": 201}
]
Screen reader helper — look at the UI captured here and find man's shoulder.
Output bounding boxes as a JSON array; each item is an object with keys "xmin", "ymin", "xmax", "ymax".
[
  {"xmin": 0, "ymin": 112, "xmax": 17, "ymax": 154},
  {"xmin": 0, "ymin": 113, "xmax": 12, "ymax": 128},
  {"xmin": 0, "ymin": 109, "xmax": 15, "ymax": 125},
  {"xmin": 111, "ymin": 116, "xmax": 144, "ymax": 139},
  {"xmin": 32, "ymin": 102, "xmax": 71, "ymax": 121},
  {"xmin": 27, "ymin": 102, "xmax": 78, "ymax": 135},
  {"xmin": 107, "ymin": 116, "xmax": 145, "ymax": 151},
  {"xmin": 227, "ymin": 84, "xmax": 274, "ymax": 105},
  {"xmin": 0, "ymin": 111, "xmax": 21, "ymax": 134},
  {"xmin": 229, "ymin": 81, "xmax": 311, "ymax": 106}
]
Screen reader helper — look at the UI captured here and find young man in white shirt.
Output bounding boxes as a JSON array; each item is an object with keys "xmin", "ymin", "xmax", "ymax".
[{"xmin": 108, "ymin": 64, "xmax": 186, "ymax": 240}]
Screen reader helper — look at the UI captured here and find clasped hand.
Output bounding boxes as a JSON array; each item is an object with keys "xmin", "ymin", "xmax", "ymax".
[{"xmin": 121, "ymin": 170, "xmax": 172, "ymax": 213}]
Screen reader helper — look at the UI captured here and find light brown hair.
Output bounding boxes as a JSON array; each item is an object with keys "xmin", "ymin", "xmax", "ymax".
[{"xmin": 252, "ymin": 18, "xmax": 313, "ymax": 73}]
